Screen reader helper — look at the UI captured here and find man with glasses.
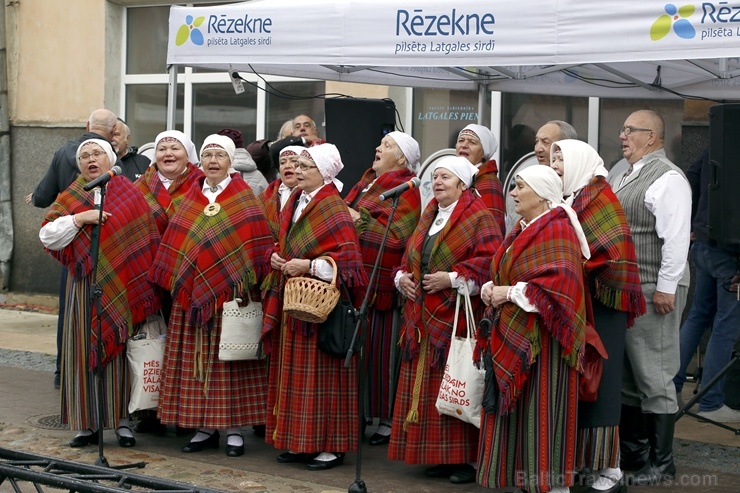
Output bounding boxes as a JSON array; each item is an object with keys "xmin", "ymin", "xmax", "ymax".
[
  {"xmin": 606, "ymin": 109, "xmax": 691, "ymax": 486},
  {"xmin": 25, "ymin": 108, "xmax": 118, "ymax": 390}
]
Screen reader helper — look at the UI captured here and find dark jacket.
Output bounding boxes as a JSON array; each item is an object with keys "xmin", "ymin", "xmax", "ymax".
[{"xmin": 120, "ymin": 146, "xmax": 151, "ymax": 182}]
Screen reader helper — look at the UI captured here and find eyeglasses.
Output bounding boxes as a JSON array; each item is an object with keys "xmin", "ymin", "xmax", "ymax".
[
  {"xmin": 78, "ymin": 150, "xmax": 107, "ymax": 163},
  {"xmin": 297, "ymin": 162, "xmax": 318, "ymax": 171},
  {"xmin": 620, "ymin": 126, "xmax": 653, "ymax": 137},
  {"xmin": 201, "ymin": 151, "xmax": 230, "ymax": 162}
]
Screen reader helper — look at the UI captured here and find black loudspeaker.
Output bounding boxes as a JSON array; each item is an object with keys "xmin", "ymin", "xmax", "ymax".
[
  {"xmin": 325, "ymin": 98, "xmax": 396, "ymax": 196},
  {"xmin": 708, "ymin": 103, "xmax": 740, "ymax": 245}
]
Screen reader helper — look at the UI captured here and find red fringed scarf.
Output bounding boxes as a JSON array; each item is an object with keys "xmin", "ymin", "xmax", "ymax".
[
  {"xmin": 259, "ymin": 179, "xmax": 284, "ymax": 242},
  {"xmin": 261, "ymin": 183, "xmax": 368, "ymax": 348},
  {"xmin": 473, "ymin": 159, "xmax": 506, "ymax": 237},
  {"xmin": 572, "ymin": 177, "xmax": 646, "ymax": 326},
  {"xmin": 134, "ymin": 163, "xmax": 204, "ymax": 236},
  {"xmin": 43, "ymin": 176, "xmax": 161, "ymax": 369},
  {"xmin": 344, "ymin": 168, "xmax": 421, "ymax": 311},
  {"xmin": 478, "ymin": 208, "xmax": 586, "ymax": 412},
  {"xmin": 400, "ymin": 190, "xmax": 501, "ymax": 368},
  {"xmin": 149, "ymin": 175, "xmax": 273, "ymax": 329}
]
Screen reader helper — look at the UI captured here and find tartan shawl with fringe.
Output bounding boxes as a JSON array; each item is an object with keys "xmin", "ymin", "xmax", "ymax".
[
  {"xmin": 344, "ymin": 168, "xmax": 421, "ymax": 311},
  {"xmin": 149, "ymin": 175, "xmax": 272, "ymax": 330},
  {"xmin": 43, "ymin": 175, "xmax": 160, "ymax": 369},
  {"xmin": 473, "ymin": 159, "xmax": 506, "ymax": 237},
  {"xmin": 572, "ymin": 177, "xmax": 646, "ymax": 327},
  {"xmin": 400, "ymin": 189, "xmax": 501, "ymax": 368},
  {"xmin": 134, "ymin": 163, "xmax": 204, "ymax": 236},
  {"xmin": 479, "ymin": 208, "xmax": 587, "ymax": 413},
  {"xmin": 261, "ymin": 183, "xmax": 368, "ymax": 348},
  {"xmin": 259, "ymin": 179, "xmax": 283, "ymax": 241}
]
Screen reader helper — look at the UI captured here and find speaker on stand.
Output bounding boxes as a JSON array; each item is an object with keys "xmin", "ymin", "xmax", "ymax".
[
  {"xmin": 708, "ymin": 103, "xmax": 740, "ymax": 246},
  {"xmin": 325, "ymin": 98, "xmax": 397, "ymax": 196}
]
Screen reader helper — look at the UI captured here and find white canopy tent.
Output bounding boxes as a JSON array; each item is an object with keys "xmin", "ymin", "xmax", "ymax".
[{"xmin": 166, "ymin": 0, "xmax": 740, "ymax": 124}]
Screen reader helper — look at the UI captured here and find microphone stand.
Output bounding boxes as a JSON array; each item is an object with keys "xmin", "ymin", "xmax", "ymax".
[
  {"xmin": 345, "ymin": 194, "xmax": 401, "ymax": 493},
  {"xmin": 86, "ymin": 183, "xmax": 144, "ymax": 470}
]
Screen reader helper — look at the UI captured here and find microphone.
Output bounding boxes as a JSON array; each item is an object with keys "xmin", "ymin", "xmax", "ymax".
[
  {"xmin": 379, "ymin": 177, "xmax": 421, "ymax": 201},
  {"xmin": 83, "ymin": 166, "xmax": 122, "ymax": 191}
]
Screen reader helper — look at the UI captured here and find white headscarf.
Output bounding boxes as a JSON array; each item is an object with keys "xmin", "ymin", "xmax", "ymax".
[
  {"xmin": 552, "ymin": 139, "xmax": 609, "ymax": 205},
  {"xmin": 459, "ymin": 124, "xmax": 498, "ymax": 162},
  {"xmin": 154, "ymin": 130, "xmax": 199, "ymax": 165},
  {"xmin": 200, "ymin": 134, "xmax": 235, "ymax": 164},
  {"xmin": 76, "ymin": 139, "xmax": 117, "ymax": 171},
  {"xmin": 387, "ymin": 131, "xmax": 421, "ymax": 173},
  {"xmin": 302, "ymin": 143, "xmax": 344, "ymax": 192},
  {"xmin": 434, "ymin": 156, "xmax": 479, "ymax": 188},
  {"xmin": 279, "ymin": 145, "xmax": 305, "ymax": 158},
  {"xmin": 516, "ymin": 165, "xmax": 591, "ymax": 259}
]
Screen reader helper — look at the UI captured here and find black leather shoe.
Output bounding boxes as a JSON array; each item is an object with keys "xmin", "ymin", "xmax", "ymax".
[
  {"xmin": 182, "ymin": 430, "xmax": 219, "ymax": 453},
  {"xmin": 115, "ymin": 427, "xmax": 136, "ymax": 448},
  {"xmin": 252, "ymin": 424, "xmax": 266, "ymax": 438},
  {"xmin": 449, "ymin": 464, "xmax": 476, "ymax": 484},
  {"xmin": 307, "ymin": 453, "xmax": 345, "ymax": 471},
  {"xmin": 225, "ymin": 434, "xmax": 244, "ymax": 457},
  {"xmin": 277, "ymin": 451, "xmax": 317, "ymax": 463},
  {"xmin": 69, "ymin": 430, "xmax": 99, "ymax": 448},
  {"xmin": 425, "ymin": 464, "xmax": 458, "ymax": 478},
  {"xmin": 368, "ymin": 432, "xmax": 390, "ymax": 446}
]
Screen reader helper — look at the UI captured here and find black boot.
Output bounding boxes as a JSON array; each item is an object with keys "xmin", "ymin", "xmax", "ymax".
[
  {"xmin": 619, "ymin": 404, "xmax": 649, "ymax": 471},
  {"xmin": 630, "ymin": 413, "xmax": 676, "ymax": 486}
]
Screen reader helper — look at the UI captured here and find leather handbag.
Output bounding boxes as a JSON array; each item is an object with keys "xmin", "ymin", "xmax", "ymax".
[
  {"xmin": 317, "ymin": 281, "xmax": 359, "ymax": 359},
  {"xmin": 218, "ymin": 291, "xmax": 263, "ymax": 361}
]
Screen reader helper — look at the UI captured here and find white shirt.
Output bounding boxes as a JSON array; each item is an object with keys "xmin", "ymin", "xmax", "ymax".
[
  {"xmin": 202, "ymin": 176, "xmax": 232, "ymax": 204},
  {"xmin": 39, "ymin": 215, "xmax": 79, "ymax": 251},
  {"xmin": 278, "ymin": 183, "xmax": 293, "ymax": 211},
  {"xmin": 157, "ymin": 171, "xmax": 175, "ymax": 190},
  {"xmin": 618, "ymin": 158, "xmax": 691, "ymax": 294}
]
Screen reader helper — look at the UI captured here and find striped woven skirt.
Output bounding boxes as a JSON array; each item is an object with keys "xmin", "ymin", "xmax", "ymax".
[
  {"xmin": 265, "ymin": 316, "xmax": 358, "ymax": 453},
  {"xmin": 365, "ymin": 307, "xmax": 400, "ymax": 420},
  {"xmin": 388, "ymin": 346, "xmax": 479, "ymax": 465},
  {"xmin": 477, "ymin": 333, "xmax": 578, "ymax": 493},
  {"xmin": 60, "ymin": 276, "xmax": 128, "ymax": 431},
  {"xmin": 157, "ymin": 303, "xmax": 268, "ymax": 429}
]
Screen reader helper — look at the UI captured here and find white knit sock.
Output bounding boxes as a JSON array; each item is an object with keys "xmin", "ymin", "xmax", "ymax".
[{"xmin": 191, "ymin": 428, "xmax": 216, "ymax": 442}]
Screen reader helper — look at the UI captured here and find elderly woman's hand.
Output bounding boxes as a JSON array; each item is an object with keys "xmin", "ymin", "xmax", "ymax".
[
  {"xmin": 422, "ymin": 272, "xmax": 451, "ymax": 294},
  {"xmin": 271, "ymin": 252, "xmax": 286, "ymax": 270},
  {"xmin": 347, "ymin": 207, "xmax": 361, "ymax": 222},
  {"xmin": 398, "ymin": 273, "xmax": 418, "ymax": 301},
  {"xmin": 74, "ymin": 210, "xmax": 112, "ymax": 226},
  {"xmin": 481, "ymin": 282, "xmax": 495, "ymax": 306},
  {"xmin": 282, "ymin": 258, "xmax": 310, "ymax": 277},
  {"xmin": 491, "ymin": 286, "xmax": 510, "ymax": 308}
]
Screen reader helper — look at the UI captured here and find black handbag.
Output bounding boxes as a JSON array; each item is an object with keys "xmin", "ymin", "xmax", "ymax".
[{"xmin": 317, "ymin": 282, "xmax": 359, "ymax": 359}]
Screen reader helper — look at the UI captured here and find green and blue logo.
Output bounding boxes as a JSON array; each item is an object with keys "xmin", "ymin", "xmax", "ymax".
[
  {"xmin": 176, "ymin": 15, "xmax": 206, "ymax": 46},
  {"xmin": 651, "ymin": 4, "xmax": 696, "ymax": 40}
]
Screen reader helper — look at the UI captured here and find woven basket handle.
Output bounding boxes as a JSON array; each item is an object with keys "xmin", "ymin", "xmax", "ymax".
[{"xmin": 316, "ymin": 255, "xmax": 338, "ymax": 287}]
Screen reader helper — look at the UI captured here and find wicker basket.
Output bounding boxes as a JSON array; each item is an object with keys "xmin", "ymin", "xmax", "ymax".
[{"xmin": 283, "ymin": 256, "xmax": 340, "ymax": 323}]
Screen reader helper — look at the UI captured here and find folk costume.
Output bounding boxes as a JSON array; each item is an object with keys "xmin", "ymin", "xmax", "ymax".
[
  {"xmin": 476, "ymin": 166, "xmax": 589, "ymax": 493},
  {"xmin": 389, "ymin": 162, "xmax": 500, "ymax": 468},
  {"xmin": 262, "ymin": 146, "xmax": 367, "ymax": 459},
  {"xmin": 149, "ymin": 172, "xmax": 273, "ymax": 431},
  {"xmin": 41, "ymin": 142, "xmax": 160, "ymax": 433},
  {"xmin": 555, "ymin": 140, "xmax": 646, "ymax": 478},
  {"xmin": 259, "ymin": 145, "xmax": 303, "ymax": 241}
]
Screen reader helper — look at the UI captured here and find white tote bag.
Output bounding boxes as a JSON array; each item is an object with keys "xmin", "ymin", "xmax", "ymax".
[
  {"xmin": 127, "ymin": 313, "xmax": 167, "ymax": 414},
  {"xmin": 218, "ymin": 292, "xmax": 263, "ymax": 361},
  {"xmin": 435, "ymin": 285, "xmax": 485, "ymax": 428}
]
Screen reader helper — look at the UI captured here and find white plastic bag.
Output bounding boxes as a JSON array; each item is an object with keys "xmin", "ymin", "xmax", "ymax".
[
  {"xmin": 435, "ymin": 285, "xmax": 485, "ymax": 428},
  {"xmin": 127, "ymin": 313, "xmax": 166, "ymax": 413}
]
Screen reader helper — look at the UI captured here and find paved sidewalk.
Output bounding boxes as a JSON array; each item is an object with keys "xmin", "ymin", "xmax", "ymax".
[{"xmin": 0, "ymin": 305, "xmax": 738, "ymax": 493}]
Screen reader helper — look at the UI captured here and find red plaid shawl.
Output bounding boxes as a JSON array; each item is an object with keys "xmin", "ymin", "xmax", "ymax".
[
  {"xmin": 262, "ymin": 183, "xmax": 368, "ymax": 346},
  {"xmin": 572, "ymin": 177, "xmax": 646, "ymax": 326},
  {"xmin": 480, "ymin": 208, "xmax": 587, "ymax": 412},
  {"xmin": 400, "ymin": 189, "xmax": 501, "ymax": 368},
  {"xmin": 259, "ymin": 179, "xmax": 283, "ymax": 241},
  {"xmin": 345, "ymin": 168, "xmax": 421, "ymax": 311},
  {"xmin": 43, "ymin": 175, "xmax": 160, "ymax": 369},
  {"xmin": 134, "ymin": 163, "xmax": 204, "ymax": 236},
  {"xmin": 149, "ymin": 175, "xmax": 273, "ymax": 329},
  {"xmin": 473, "ymin": 159, "xmax": 506, "ymax": 237}
]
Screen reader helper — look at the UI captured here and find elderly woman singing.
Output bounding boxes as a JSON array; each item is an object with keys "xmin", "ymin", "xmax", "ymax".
[
  {"xmin": 477, "ymin": 165, "xmax": 592, "ymax": 493},
  {"xmin": 39, "ymin": 139, "xmax": 160, "ymax": 448},
  {"xmin": 344, "ymin": 131, "xmax": 422, "ymax": 447},
  {"xmin": 550, "ymin": 140, "xmax": 645, "ymax": 493},
  {"xmin": 262, "ymin": 144, "xmax": 368, "ymax": 471},
  {"xmin": 149, "ymin": 135, "xmax": 273, "ymax": 457},
  {"xmin": 260, "ymin": 145, "xmax": 304, "ymax": 241},
  {"xmin": 390, "ymin": 156, "xmax": 501, "ymax": 484}
]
